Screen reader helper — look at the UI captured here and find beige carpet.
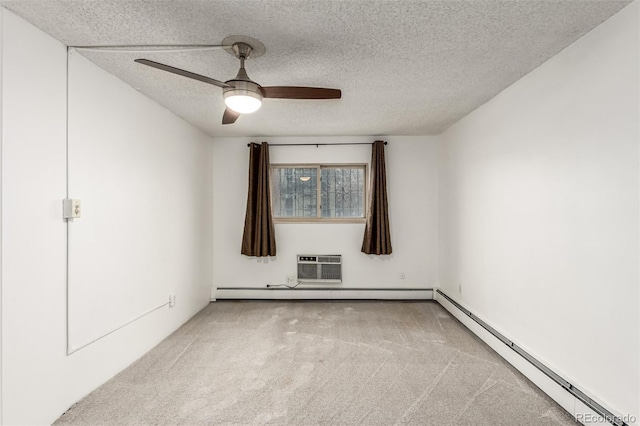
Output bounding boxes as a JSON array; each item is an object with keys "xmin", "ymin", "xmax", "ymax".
[{"xmin": 55, "ymin": 301, "xmax": 578, "ymax": 425}]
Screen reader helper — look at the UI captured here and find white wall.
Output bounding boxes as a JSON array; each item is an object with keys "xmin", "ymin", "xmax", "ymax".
[
  {"xmin": 438, "ymin": 2, "xmax": 639, "ymax": 422},
  {"xmin": 67, "ymin": 51, "xmax": 213, "ymax": 351},
  {"xmin": 0, "ymin": 9, "xmax": 213, "ymax": 425},
  {"xmin": 1, "ymin": 8, "xmax": 67, "ymax": 424},
  {"xmin": 213, "ymin": 136, "xmax": 438, "ymax": 292}
]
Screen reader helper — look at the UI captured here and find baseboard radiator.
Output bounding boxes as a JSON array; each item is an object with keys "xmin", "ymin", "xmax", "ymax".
[
  {"xmin": 214, "ymin": 287, "xmax": 433, "ymax": 300},
  {"xmin": 436, "ymin": 289, "xmax": 630, "ymax": 426}
]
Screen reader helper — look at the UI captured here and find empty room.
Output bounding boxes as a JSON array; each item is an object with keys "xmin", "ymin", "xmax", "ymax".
[{"xmin": 0, "ymin": 0, "xmax": 638, "ymax": 425}]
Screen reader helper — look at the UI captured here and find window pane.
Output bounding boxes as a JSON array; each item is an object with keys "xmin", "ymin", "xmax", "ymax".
[
  {"xmin": 271, "ymin": 167, "xmax": 317, "ymax": 217},
  {"xmin": 320, "ymin": 167, "xmax": 365, "ymax": 218}
]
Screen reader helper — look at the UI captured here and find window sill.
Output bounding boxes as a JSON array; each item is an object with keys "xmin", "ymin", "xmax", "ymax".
[{"xmin": 274, "ymin": 217, "xmax": 366, "ymax": 224}]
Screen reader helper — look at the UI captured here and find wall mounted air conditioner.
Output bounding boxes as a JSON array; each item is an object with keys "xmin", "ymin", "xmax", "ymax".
[{"xmin": 297, "ymin": 255, "xmax": 342, "ymax": 283}]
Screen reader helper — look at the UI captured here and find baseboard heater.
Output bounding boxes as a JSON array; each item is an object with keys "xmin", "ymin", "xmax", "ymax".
[
  {"xmin": 214, "ymin": 287, "xmax": 433, "ymax": 300},
  {"xmin": 436, "ymin": 289, "xmax": 629, "ymax": 426}
]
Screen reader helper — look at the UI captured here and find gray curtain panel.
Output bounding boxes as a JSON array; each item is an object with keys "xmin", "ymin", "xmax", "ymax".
[
  {"xmin": 241, "ymin": 142, "xmax": 277, "ymax": 257},
  {"xmin": 362, "ymin": 140, "xmax": 392, "ymax": 255}
]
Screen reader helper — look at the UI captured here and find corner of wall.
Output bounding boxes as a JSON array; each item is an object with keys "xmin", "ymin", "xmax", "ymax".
[{"xmin": 0, "ymin": 7, "xmax": 4, "ymax": 425}]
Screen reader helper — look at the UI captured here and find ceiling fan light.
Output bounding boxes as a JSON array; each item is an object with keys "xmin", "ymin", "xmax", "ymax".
[
  {"xmin": 223, "ymin": 81, "xmax": 263, "ymax": 114},
  {"xmin": 224, "ymin": 94, "xmax": 262, "ymax": 114}
]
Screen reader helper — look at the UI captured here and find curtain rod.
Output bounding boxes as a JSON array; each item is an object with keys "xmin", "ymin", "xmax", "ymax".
[{"xmin": 247, "ymin": 141, "xmax": 387, "ymax": 147}]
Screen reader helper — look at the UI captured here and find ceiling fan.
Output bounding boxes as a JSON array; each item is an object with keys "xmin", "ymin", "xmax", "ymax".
[{"xmin": 133, "ymin": 36, "xmax": 342, "ymax": 125}]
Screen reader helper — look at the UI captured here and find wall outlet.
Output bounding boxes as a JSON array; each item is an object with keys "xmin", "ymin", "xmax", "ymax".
[
  {"xmin": 169, "ymin": 294, "xmax": 176, "ymax": 307},
  {"xmin": 400, "ymin": 272, "xmax": 406, "ymax": 279},
  {"xmin": 287, "ymin": 276, "xmax": 295, "ymax": 284}
]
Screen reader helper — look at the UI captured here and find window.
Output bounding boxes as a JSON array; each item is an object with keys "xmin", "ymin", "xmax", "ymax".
[{"xmin": 271, "ymin": 164, "xmax": 367, "ymax": 222}]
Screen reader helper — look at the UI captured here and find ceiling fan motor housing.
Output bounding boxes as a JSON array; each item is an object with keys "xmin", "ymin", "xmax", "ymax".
[{"xmin": 223, "ymin": 80, "xmax": 263, "ymax": 100}]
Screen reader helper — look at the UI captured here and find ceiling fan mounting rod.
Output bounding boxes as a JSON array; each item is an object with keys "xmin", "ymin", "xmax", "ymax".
[
  {"xmin": 231, "ymin": 42, "xmax": 255, "ymax": 82},
  {"xmin": 234, "ymin": 59, "xmax": 251, "ymax": 81}
]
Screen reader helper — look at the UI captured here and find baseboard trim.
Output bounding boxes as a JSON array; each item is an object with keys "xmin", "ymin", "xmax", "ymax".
[
  {"xmin": 435, "ymin": 289, "xmax": 630, "ymax": 426},
  {"xmin": 214, "ymin": 287, "xmax": 434, "ymax": 301}
]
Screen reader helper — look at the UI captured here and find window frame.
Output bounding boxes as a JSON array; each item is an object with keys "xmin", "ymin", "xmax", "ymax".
[{"xmin": 270, "ymin": 163, "xmax": 368, "ymax": 224}]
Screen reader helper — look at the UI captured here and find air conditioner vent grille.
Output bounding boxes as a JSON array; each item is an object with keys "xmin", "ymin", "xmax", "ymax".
[
  {"xmin": 320, "ymin": 264, "xmax": 341, "ymax": 280},
  {"xmin": 318, "ymin": 255, "xmax": 341, "ymax": 263},
  {"xmin": 297, "ymin": 263, "xmax": 319, "ymax": 280}
]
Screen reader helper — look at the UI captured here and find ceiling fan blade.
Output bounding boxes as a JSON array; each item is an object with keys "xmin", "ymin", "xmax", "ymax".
[
  {"xmin": 222, "ymin": 108, "xmax": 240, "ymax": 125},
  {"xmin": 74, "ymin": 45, "xmax": 232, "ymax": 53},
  {"xmin": 261, "ymin": 86, "xmax": 341, "ymax": 99},
  {"xmin": 134, "ymin": 59, "xmax": 232, "ymax": 89}
]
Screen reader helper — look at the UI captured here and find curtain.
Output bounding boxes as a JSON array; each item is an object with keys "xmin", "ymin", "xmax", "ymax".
[
  {"xmin": 241, "ymin": 142, "xmax": 277, "ymax": 257},
  {"xmin": 362, "ymin": 140, "xmax": 392, "ymax": 255}
]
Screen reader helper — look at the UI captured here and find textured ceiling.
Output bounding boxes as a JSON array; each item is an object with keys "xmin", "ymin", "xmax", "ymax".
[{"xmin": 1, "ymin": 0, "xmax": 632, "ymax": 137}]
